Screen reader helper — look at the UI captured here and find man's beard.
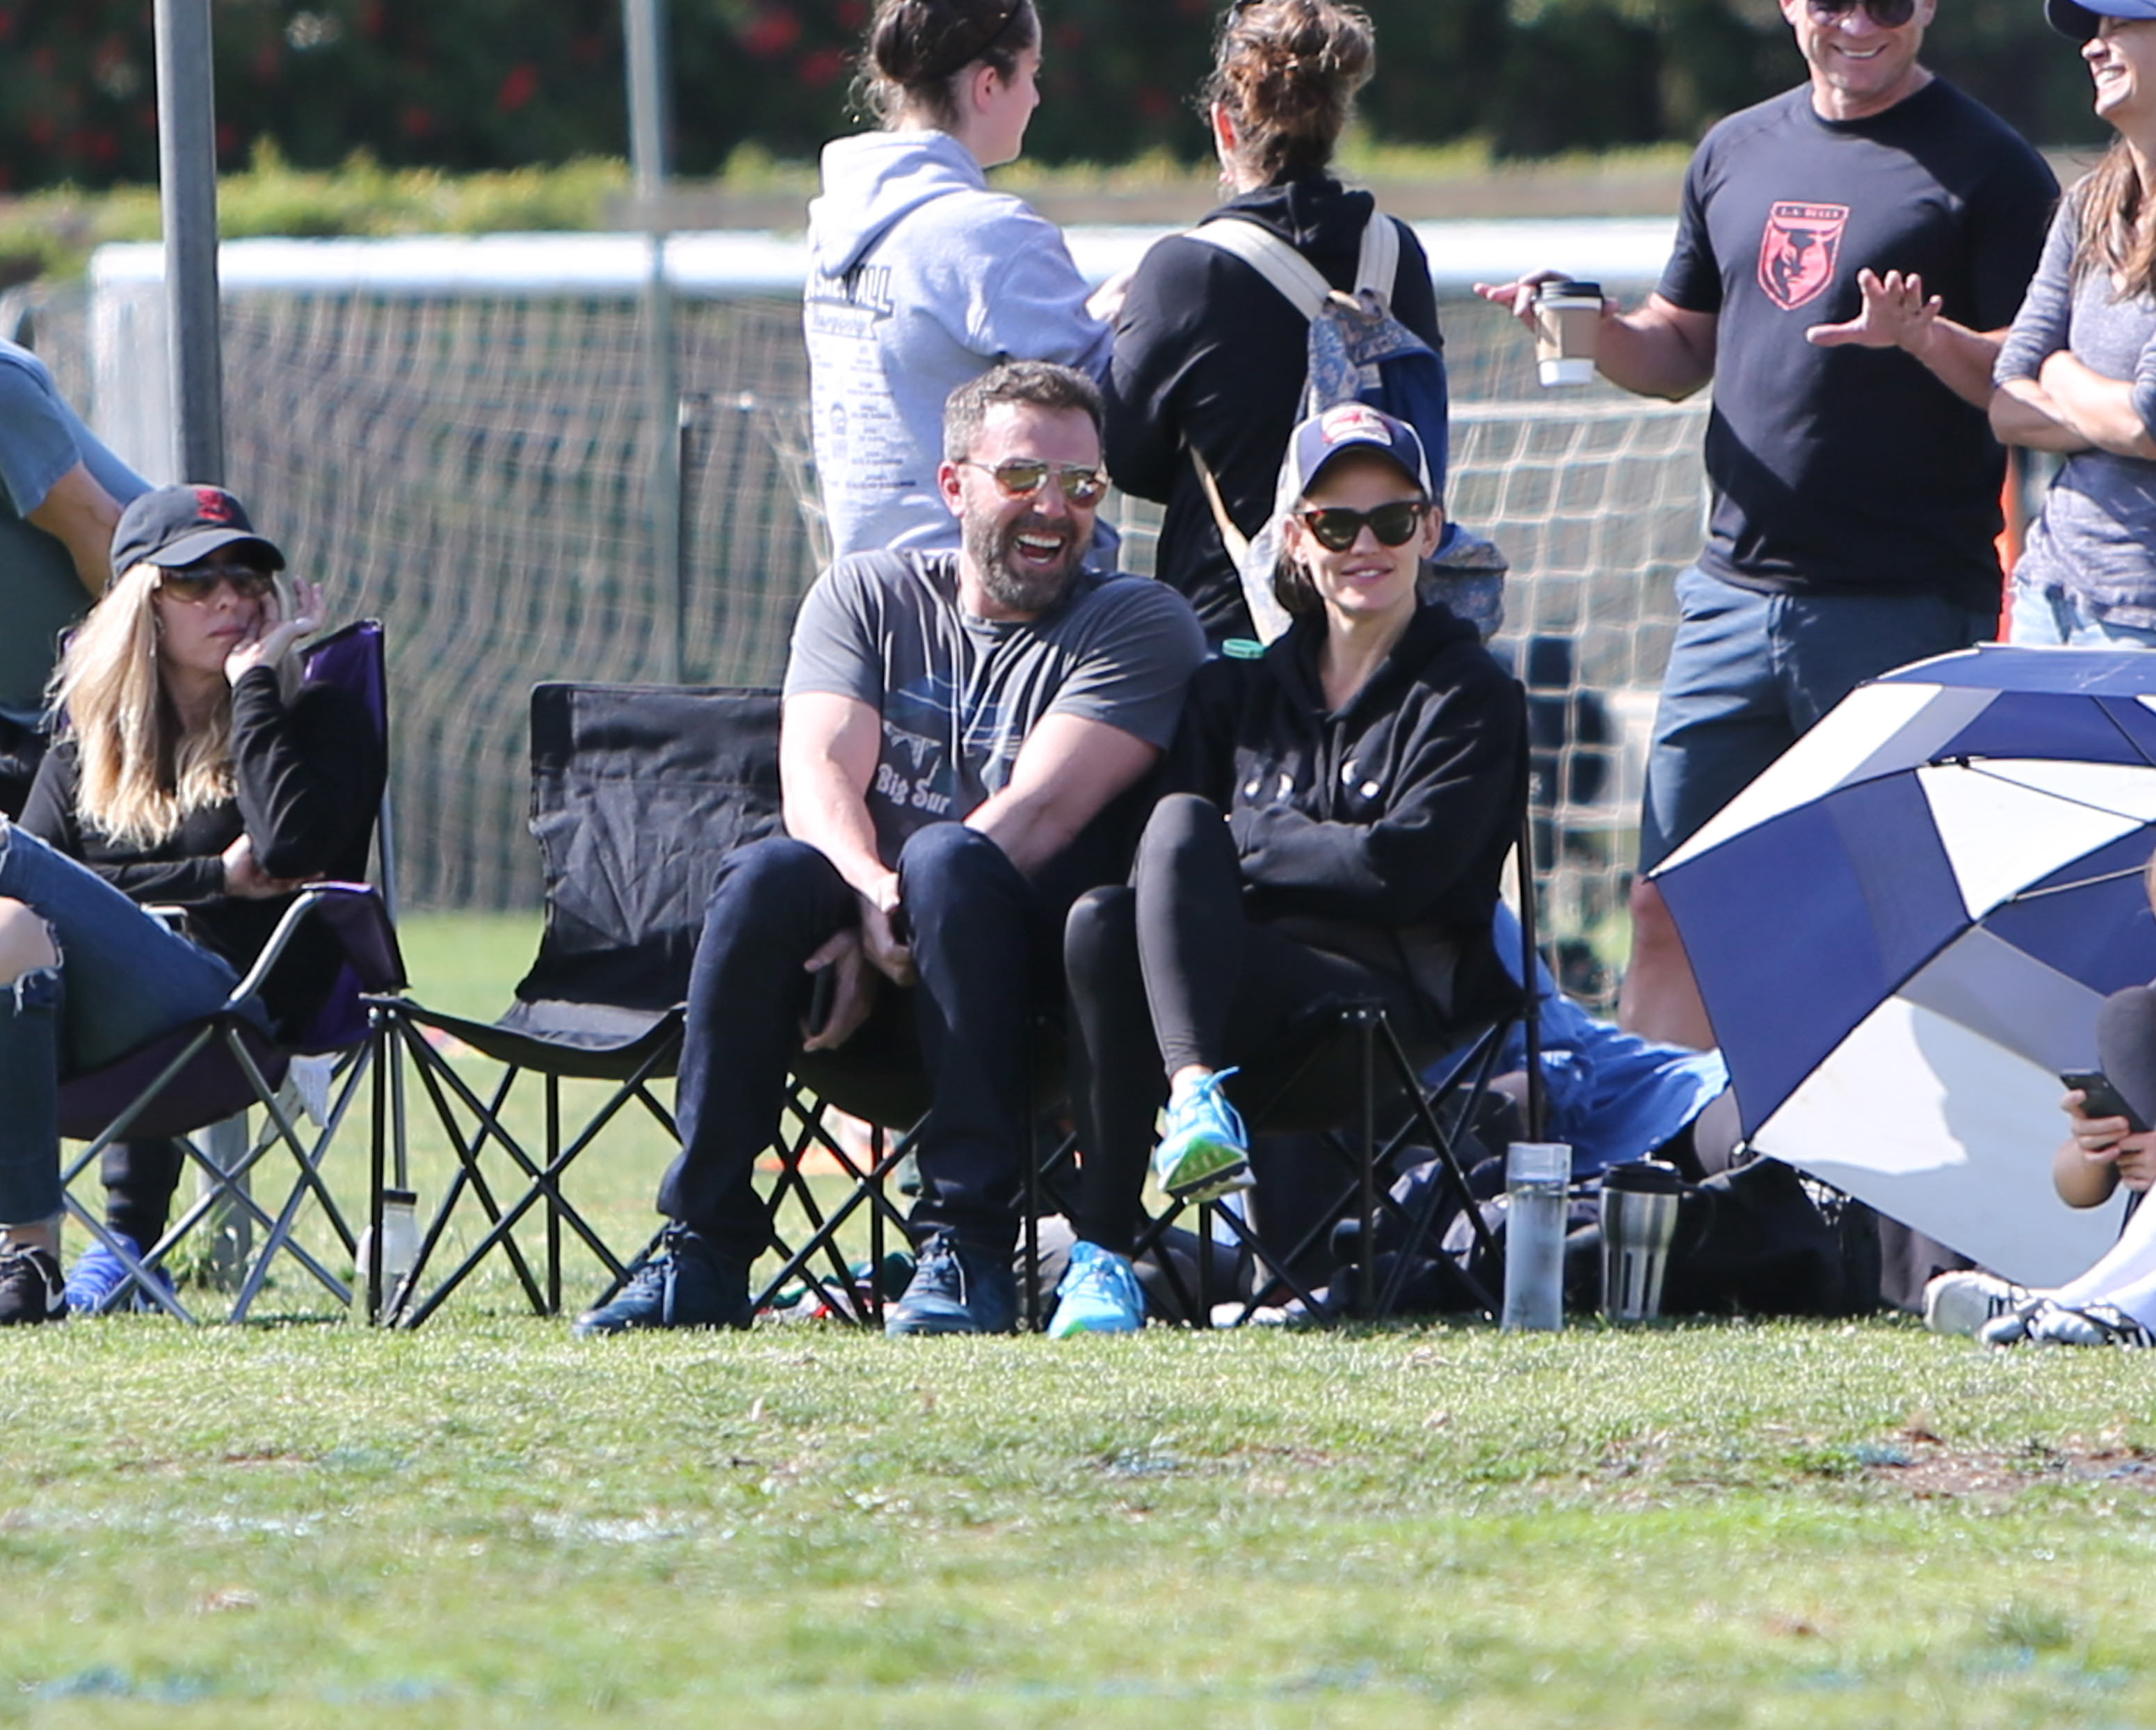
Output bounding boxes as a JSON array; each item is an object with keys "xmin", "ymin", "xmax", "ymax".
[{"xmin": 963, "ymin": 509, "xmax": 1081, "ymax": 615}]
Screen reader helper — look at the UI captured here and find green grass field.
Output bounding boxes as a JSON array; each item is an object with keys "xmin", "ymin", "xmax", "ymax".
[{"xmin": 13, "ymin": 912, "xmax": 2156, "ymax": 1726}]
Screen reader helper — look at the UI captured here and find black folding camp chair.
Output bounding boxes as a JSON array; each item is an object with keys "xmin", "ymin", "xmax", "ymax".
[
  {"xmin": 56, "ymin": 619, "xmax": 404, "ymax": 1322},
  {"xmin": 1055, "ymin": 756, "xmax": 1541, "ymax": 1329},
  {"xmin": 367, "ymin": 682, "xmax": 920, "ymax": 1327}
]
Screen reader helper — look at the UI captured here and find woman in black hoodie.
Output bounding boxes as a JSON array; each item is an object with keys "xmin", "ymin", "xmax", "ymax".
[
  {"xmin": 1049, "ymin": 405, "xmax": 1525, "ymax": 1335},
  {"xmin": 1103, "ymin": 0, "xmax": 1442, "ymax": 644}
]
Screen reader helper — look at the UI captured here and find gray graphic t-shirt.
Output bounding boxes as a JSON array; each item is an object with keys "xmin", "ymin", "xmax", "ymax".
[{"xmin": 783, "ymin": 549, "xmax": 1205, "ymax": 864}]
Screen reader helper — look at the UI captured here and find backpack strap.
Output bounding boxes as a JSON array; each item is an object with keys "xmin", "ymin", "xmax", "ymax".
[
  {"xmin": 1355, "ymin": 212, "xmax": 1401, "ymax": 302},
  {"xmin": 1183, "ymin": 218, "xmax": 1332, "ymax": 321}
]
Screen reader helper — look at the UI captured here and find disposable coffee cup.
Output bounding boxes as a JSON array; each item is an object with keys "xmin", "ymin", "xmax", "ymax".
[
  {"xmin": 1534, "ymin": 279, "xmax": 1603, "ymax": 388},
  {"xmin": 1599, "ymin": 1158, "xmax": 1682, "ymax": 1322}
]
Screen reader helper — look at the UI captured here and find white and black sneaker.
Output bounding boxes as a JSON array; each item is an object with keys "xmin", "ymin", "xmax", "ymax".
[
  {"xmin": 1923, "ymin": 1270, "xmax": 2032, "ymax": 1339},
  {"xmin": 0, "ymin": 1245, "xmax": 66, "ymax": 1326}
]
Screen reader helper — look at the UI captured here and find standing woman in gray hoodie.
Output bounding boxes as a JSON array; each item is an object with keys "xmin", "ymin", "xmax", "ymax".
[{"xmin": 803, "ymin": 0, "xmax": 1113, "ymax": 559}]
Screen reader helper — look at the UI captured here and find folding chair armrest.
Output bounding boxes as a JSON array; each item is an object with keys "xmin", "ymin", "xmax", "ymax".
[{"xmin": 224, "ymin": 882, "xmax": 405, "ymax": 1008}]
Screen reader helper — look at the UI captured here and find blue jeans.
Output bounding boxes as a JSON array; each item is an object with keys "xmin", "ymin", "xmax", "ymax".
[
  {"xmin": 2006, "ymin": 576, "xmax": 2156, "ymax": 648},
  {"xmin": 1638, "ymin": 567, "xmax": 1995, "ymax": 870},
  {"xmin": 658, "ymin": 823, "xmax": 1061, "ymax": 1262},
  {"xmin": 0, "ymin": 821, "xmax": 241, "ymax": 1223}
]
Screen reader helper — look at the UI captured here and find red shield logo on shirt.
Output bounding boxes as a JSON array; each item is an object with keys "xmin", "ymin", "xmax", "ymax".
[{"xmin": 1756, "ymin": 202, "xmax": 1849, "ymax": 313}]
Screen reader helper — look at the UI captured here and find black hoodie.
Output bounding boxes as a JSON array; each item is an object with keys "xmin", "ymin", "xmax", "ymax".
[
  {"xmin": 1161, "ymin": 601, "xmax": 1524, "ymax": 1029},
  {"xmin": 1104, "ymin": 174, "xmax": 1442, "ymax": 642}
]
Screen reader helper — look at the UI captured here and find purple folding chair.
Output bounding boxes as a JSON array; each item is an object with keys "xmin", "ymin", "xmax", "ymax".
[{"xmin": 54, "ymin": 619, "xmax": 405, "ymax": 1323}]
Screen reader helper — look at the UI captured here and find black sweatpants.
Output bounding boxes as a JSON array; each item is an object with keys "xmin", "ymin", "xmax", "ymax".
[{"xmin": 1063, "ymin": 793, "xmax": 1433, "ymax": 1256}]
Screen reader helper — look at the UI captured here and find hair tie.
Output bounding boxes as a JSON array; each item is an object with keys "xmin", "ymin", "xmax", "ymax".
[{"xmin": 924, "ymin": 0, "xmax": 1023, "ymax": 81}]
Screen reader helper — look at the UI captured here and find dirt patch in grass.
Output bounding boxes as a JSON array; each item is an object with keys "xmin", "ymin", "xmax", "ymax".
[{"xmin": 1860, "ymin": 1433, "xmax": 2156, "ymax": 1500}]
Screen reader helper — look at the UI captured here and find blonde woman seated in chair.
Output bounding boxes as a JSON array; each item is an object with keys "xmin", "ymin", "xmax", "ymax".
[{"xmin": 0, "ymin": 485, "xmax": 381, "ymax": 1323}]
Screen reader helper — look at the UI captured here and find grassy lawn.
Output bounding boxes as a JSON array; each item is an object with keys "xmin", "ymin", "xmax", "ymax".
[{"xmin": 17, "ymin": 913, "xmax": 2156, "ymax": 1724}]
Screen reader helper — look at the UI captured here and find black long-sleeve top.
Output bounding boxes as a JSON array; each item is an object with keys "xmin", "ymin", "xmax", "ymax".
[
  {"xmin": 22, "ymin": 666, "xmax": 385, "ymax": 1035},
  {"xmin": 1104, "ymin": 172, "xmax": 1443, "ymax": 642},
  {"xmin": 1163, "ymin": 601, "xmax": 1525, "ymax": 1025}
]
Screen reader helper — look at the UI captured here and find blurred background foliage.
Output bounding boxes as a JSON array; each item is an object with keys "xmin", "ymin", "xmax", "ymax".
[{"xmin": 0, "ymin": 0, "xmax": 2109, "ymax": 194}]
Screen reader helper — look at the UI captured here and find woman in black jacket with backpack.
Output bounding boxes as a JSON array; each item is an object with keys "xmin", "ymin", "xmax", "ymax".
[
  {"xmin": 1047, "ymin": 405, "xmax": 1525, "ymax": 1336},
  {"xmin": 1103, "ymin": 0, "xmax": 1442, "ymax": 644}
]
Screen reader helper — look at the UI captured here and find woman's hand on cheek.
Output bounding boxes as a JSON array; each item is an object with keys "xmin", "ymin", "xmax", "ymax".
[{"xmin": 225, "ymin": 576, "xmax": 323, "ymax": 685}]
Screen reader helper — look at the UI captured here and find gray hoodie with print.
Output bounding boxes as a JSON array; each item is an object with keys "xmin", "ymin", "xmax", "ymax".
[{"xmin": 803, "ymin": 129, "xmax": 1111, "ymax": 559}]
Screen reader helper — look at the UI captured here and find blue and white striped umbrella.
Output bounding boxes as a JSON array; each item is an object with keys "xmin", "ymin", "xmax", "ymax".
[{"xmin": 1655, "ymin": 645, "xmax": 2156, "ymax": 1285}]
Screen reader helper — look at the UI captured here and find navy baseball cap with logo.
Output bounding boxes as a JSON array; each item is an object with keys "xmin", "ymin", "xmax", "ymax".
[
  {"xmin": 2047, "ymin": 0, "xmax": 2156, "ymax": 41},
  {"xmin": 1283, "ymin": 403, "xmax": 1435, "ymax": 501},
  {"xmin": 110, "ymin": 483, "xmax": 286, "ymax": 582}
]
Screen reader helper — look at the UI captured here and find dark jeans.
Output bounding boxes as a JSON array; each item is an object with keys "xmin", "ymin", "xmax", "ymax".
[
  {"xmin": 657, "ymin": 823, "xmax": 1059, "ymax": 1263},
  {"xmin": 1063, "ymin": 793, "xmax": 1431, "ymax": 1256}
]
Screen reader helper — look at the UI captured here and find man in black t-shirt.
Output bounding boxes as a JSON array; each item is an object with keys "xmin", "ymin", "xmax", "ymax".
[{"xmin": 1479, "ymin": 0, "xmax": 2056, "ymax": 1047}]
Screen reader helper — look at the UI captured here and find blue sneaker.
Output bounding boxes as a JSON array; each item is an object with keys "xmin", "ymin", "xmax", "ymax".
[
  {"xmin": 67, "ymin": 1235, "xmax": 173, "ymax": 1316},
  {"xmin": 1154, "ymin": 1069, "xmax": 1253, "ymax": 1203},
  {"xmin": 884, "ymin": 1231, "xmax": 1017, "ymax": 1336},
  {"xmin": 572, "ymin": 1224, "xmax": 753, "ymax": 1336},
  {"xmin": 1047, "ymin": 1240, "xmax": 1145, "ymax": 1337}
]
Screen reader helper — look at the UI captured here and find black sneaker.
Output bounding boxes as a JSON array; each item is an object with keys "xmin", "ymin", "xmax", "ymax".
[
  {"xmin": 572, "ymin": 1224, "xmax": 752, "ymax": 1336},
  {"xmin": 0, "ymin": 1246, "xmax": 66, "ymax": 1326},
  {"xmin": 883, "ymin": 1230, "xmax": 1017, "ymax": 1336}
]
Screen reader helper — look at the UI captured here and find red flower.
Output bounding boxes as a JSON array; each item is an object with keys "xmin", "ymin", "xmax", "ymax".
[
  {"xmin": 400, "ymin": 105, "xmax": 433, "ymax": 138},
  {"xmin": 497, "ymin": 62, "xmax": 540, "ymax": 113},
  {"xmin": 1135, "ymin": 83, "xmax": 1170, "ymax": 119},
  {"xmin": 741, "ymin": 6, "xmax": 801, "ymax": 57},
  {"xmin": 86, "ymin": 128, "xmax": 119, "ymax": 163},
  {"xmin": 836, "ymin": 0, "xmax": 867, "ymax": 25},
  {"xmin": 357, "ymin": 0, "xmax": 384, "ymax": 35},
  {"xmin": 798, "ymin": 47, "xmax": 848, "ymax": 88},
  {"xmin": 0, "ymin": 11, "xmax": 15, "ymax": 44},
  {"xmin": 253, "ymin": 40, "xmax": 279, "ymax": 80},
  {"xmin": 216, "ymin": 120, "xmax": 239, "ymax": 156}
]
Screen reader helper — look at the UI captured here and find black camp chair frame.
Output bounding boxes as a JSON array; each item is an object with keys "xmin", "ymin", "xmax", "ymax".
[{"xmin": 364, "ymin": 1003, "xmax": 684, "ymax": 1325}]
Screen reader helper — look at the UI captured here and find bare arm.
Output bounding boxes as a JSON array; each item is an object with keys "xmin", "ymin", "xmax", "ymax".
[
  {"xmin": 2034, "ymin": 350, "xmax": 2156, "ymax": 460},
  {"xmin": 2054, "ymin": 1090, "xmax": 2156, "ymax": 1206},
  {"xmin": 1472, "ymin": 273, "xmax": 1716, "ymax": 401},
  {"xmin": 780, "ymin": 690, "xmax": 896, "ymax": 905},
  {"xmin": 965, "ymin": 712, "xmax": 1161, "ymax": 880},
  {"xmin": 779, "ymin": 690, "xmax": 911, "ymax": 999},
  {"xmin": 1990, "ymin": 377, "xmax": 2095, "ymax": 453},
  {"xmin": 26, "ymin": 461, "xmax": 124, "ymax": 597},
  {"xmin": 1803, "ymin": 269, "xmax": 2003, "ymax": 410}
]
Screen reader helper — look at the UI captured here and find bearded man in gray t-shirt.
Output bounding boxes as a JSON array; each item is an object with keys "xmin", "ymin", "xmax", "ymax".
[{"xmin": 577, "ymin": 360, "xmax": 1205, "ymax": 1340}]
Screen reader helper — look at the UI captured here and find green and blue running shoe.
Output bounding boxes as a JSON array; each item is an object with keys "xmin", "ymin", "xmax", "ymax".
[
  {"xmin": 1047, "ymin": 1240, "xmax": 1145, "ymax": 1336},
  {"xmin": 1153, "ymin": 1069, "xmax": 1253, "ymax": 1203}
]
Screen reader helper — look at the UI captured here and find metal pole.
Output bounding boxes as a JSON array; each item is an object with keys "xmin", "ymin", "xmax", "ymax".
[
  {"xmin": 625, "ymin": 0, "xmax": 685, "ymax": 684},
  {"xmin": 154, "ymin": 0, "xmax": 225, "ymax": 484}
]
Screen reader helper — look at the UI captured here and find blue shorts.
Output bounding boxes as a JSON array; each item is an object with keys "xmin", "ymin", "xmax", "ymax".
[{"xmin": 1638, "ymin": 567, "xmax": 1994, "ymax": 871}]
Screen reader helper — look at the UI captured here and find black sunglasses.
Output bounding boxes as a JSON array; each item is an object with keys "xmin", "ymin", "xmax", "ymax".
[
  {"xmin": 1297, "ymin": 500, "xmax": 1429, "ymax": 552},
  {"xmin": 1806, "ymin": 0, "xmax": 1917, "ymax": 26},
  {"xmin": 157, "ymin": 560, "xmax": 277, "ymax": 604},
  {"xmin": 959, "ymin": 458, "xmax": 1108, "ymax": 506}
]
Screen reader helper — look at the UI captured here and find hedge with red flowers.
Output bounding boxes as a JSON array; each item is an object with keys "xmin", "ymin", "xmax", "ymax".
[{"xmin": 0, "ymin": 0, "xmax": 2108, "ymax": 195}]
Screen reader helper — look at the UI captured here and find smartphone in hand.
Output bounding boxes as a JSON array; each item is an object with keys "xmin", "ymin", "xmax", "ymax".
[
  {"xmin": 805, "ymin": 965, "xmax": 837, "ymax": 1039},
  {"xmin": 2061, "ymin": 1069, "xmax": 2152, "ymax": 1135}
]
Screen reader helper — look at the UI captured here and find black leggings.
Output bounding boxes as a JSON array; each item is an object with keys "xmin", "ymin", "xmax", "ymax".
[
  {"xmin": 99, "ymin": 1138, "xmax": 186, "ymax": 1251},
  {"xmin": 1063, "ymin": 793, "xmax": 1431, "ymax": 1255}
]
